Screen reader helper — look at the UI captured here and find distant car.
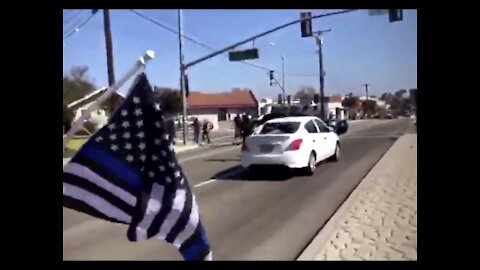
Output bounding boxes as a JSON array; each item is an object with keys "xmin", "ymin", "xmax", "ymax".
[{"xmin": 241, "ymin": 116, "xmax": 346, "ymax": 175}]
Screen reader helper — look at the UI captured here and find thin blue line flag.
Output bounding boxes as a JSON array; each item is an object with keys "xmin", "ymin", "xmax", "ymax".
[{"xmin": 63, "ymin": 73, "xmax": 212, "ymax": 261}]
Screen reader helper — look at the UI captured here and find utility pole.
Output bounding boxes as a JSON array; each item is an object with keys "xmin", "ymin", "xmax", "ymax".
[
  {"xmin": 178, "ymin": 9, "xmax": 188, "ymax": 145},
  {"xmin": 281, "ymin": 56, "xmax": 285, "ymax": 102},
  {"xmin": 313, "ymin": 29, "xmax": 331, "ymax": 120},
  {"xmin": 103, "ymin": 9, "xmax": 118, "ymax": 115}
]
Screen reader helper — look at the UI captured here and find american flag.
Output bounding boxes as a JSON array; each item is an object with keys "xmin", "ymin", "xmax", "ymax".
[{"xmin": 63, "ymin": 73, "xmax": 212, "ymax": 261}]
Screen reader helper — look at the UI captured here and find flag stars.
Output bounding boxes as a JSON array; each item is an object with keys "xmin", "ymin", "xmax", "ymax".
[
  {"xmin": 126, "ymin": 155, "xmax": 134, "ymax": 163},
  {"xmin": 166, "ymin": 176, "xmax": 172, "ymax": 183},
  {"xmin": 134, "ymin": 108, "xmax": 142, "ymax": 116},
  {"xmin": 168, "ymin": 162, "xmax": 175, "ymax": 168},
  {"xmin": 161, "ymin": 150, "xmax": 167, "ymax": 157},
  {"xmin": 95, "ymin": 136, "xmax": 103, "ymax": 142},
  {"xmin": 123, "ymin": 132, "xmax": 131, "ymax": 139},
  {"xmin": 124, "ymin": 143, "xmax": 132, "ymax": 150},
  {"xmin": 174, "ymin": 170, "xmax": 181, "ymax": 178},
  {"xmin": 121, "ymin": 109, "xmax": 128, "ymax": 117},
  {"xmin": 148, "ymin": 171, "xmax": 155, "ymax": 178},
  {"xmin": 109, "ymin": 134, "xmax": 117, "ymax": 141},
  {"xmin": 154, "ymin": 139, "xmax": 161, "ymax": 145},
  {"xmin": 152, "ymin": 155, "xmax": 159, "ymax": 161},
  {"xmin": 111, "ymin": 144, "xmax": 119, "ymax": 151},
  {"xmin": 155, "ymin": 121, "xmax": 162, "ymax": 128},
  {"xmin": 122, "ymin": 121, "xmax": 130, "ymax": 128},
  {"xmin": 159, "ymin": 165, "xmax": 165, "ymax": 172},
  {"xmin": 162, "ymin": 134, "xmax": 170, "ymax": 141},
  {"xmin": 139, "ymin": 154, "xmax": 146, "ymax": 161},
  {"xmin": 133, "ymin": 96, "xmax": 141, "ymax": 104},
  {"xmin": 136, "ymin": 120, "xmax": 143, "ymax": 128},
  {"xmin": 108, "ymin": 123, "xmax": 115, "ymax": 130},
  {"xmin": 137, "ymin": 132, "xmax": 145, "ymax": 139}
]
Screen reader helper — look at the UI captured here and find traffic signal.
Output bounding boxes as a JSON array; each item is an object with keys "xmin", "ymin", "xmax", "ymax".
[
  {"xmin": 287, "ymin": 95, "xmax": 291, "ymax": 105},
  {"xmin": 300, "ymin": 12, "xmax": 313, "ymax": 37},
  {"xmin": 389, "ymin": 9, "xmax": 403, "ymax": 22},
  {"xmin": 184, "ymin": 74, "xmax": 190, "ymax": 97},
  {"xmin": 269, "ymin": 70, "xmax": 274, "ymax": 86},
  {"xmin": 313, "ymin": 94, "xmax": 320, "ymax": 104}
]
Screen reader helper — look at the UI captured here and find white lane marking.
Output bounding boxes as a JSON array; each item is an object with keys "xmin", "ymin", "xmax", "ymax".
[
  {"xmin": 194, "ymin": 166, "xmax": 244, "ymax": 188},
  {"xmin": 193, "ymin": 179, "xmax": 216, "ymax": 188}
]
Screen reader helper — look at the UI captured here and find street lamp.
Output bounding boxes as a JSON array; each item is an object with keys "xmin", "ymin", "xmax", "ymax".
[{"xmin": 269, "ymin": 42, "xmax": 286, "ymax": 102}]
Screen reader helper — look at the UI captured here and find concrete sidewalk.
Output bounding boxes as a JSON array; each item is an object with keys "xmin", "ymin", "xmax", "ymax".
[
  {"xmin": 63, "ymin": 142, "xmax": 200, "ymax": 167},
  {"xmin": 298, "ymin": 134, "xmax": 417, "ymax": 261}
]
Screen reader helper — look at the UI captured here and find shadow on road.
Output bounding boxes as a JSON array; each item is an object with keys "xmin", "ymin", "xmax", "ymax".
[
  {"xmin": 212, "ymin": 165, "xmax": 300, "ymax": 182},
  {"xmin": 205, "ymin": 158, "xmax": 241, "ymax": 162}
]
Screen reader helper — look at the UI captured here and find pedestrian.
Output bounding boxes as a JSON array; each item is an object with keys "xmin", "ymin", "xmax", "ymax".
[
  {"xmin": 233, "ymin": 115, "xmax": 242, "ymax": 145},
  {"xmin": 166, "ymin": 118, "xmax": 176, "ymax": 145},
  {"xmin": 201, "ymin": 119, "xmax": 213, "ymax": 146},
  {"xmin": 241, "ymin": 114, "xmax": 253, "ymax": 144},
  {"xmin": 192, "ymin": 118, "xmax": 201, "ymax": 144}
]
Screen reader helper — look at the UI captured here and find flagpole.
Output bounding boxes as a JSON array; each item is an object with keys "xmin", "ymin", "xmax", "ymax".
[{"xmin": 63, "ymin": 50, "xmax": 156, "ymax": 151}]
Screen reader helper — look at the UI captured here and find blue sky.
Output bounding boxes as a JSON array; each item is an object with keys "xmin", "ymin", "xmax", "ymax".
[{"xmin": 63, "ymin": 9, "xmax": 417, "ymax": 98}]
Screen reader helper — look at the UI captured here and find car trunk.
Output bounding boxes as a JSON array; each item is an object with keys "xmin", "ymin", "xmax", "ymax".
[{"xmin": 246, "ymin": 135, "xmax": 291, "ymax": 155}]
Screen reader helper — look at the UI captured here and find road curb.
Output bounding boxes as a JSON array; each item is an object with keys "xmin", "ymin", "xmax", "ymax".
[{"xmin": 296, "ymin": 134, "xmax": 410, "ymax": 261}]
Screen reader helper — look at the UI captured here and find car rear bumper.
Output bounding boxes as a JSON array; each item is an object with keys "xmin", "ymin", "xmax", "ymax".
[{"xmin": 241, "ymin": 151, "xmax": 307, "ymax": 169}]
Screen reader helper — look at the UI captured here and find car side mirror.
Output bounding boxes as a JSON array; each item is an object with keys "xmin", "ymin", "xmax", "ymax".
[{"xmin": 334, "ymin": 120, "xmax": 348, "ymax": 135}]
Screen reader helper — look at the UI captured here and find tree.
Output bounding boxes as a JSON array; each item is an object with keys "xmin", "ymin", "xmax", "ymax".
[
  {"xmin": 394, "ymin": 89, "xmax": 407, "ymax": 99},
  {"xmin": 63, "ymin": 66, "xmax": 97, "ymax": 105},
  {"xmin": 154, "ymin": 87, "xmax": 183, "ymax": 115},
  {"xmin": 342, "ymin": 95, "xmax": 359, "ymax": 108},
  {"xmin": 63, "ymin": 101, "xmax": 74, "ymax": 134},
  {"xmin": 362, "ymin": 99, "xmax": 378, "ymax": 116},
  {"xmin": 293, "ymin": 86, "xmax": 316, "ymax": 101}
]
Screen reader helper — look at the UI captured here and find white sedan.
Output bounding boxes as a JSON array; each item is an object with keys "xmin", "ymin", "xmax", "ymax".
[{"xmin": 241, "ymin": 116, "xmax": 343, "ymax": 175}]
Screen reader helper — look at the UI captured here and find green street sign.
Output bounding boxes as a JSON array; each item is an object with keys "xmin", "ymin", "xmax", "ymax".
[{"xmin": 228, "ymin": 48, "xmax": 259, "ymax": 61}]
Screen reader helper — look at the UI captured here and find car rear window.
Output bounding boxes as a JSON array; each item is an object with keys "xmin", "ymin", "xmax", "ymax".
[{"xmin": 259, "ymin": 122, "xmax": 300, "ymax": 134}]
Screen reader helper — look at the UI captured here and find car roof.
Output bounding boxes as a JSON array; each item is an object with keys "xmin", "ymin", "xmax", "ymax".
[{"xmin": 265, "ymin": 116, "xmax": 317, "ymax": 124}]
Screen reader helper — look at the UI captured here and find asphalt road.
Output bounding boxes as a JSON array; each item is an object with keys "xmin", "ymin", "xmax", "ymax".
[{"xmin": 63, "ymin": 119, "xmax": 413, "ymax": 260}]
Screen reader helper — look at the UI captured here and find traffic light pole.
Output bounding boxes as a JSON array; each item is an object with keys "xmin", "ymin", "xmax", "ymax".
[{"xmin": 183, "ymin": 10, "xmax": 356, "ymax": 70}]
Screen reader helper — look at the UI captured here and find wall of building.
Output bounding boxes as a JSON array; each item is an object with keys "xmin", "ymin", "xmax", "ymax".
[{"xmin": 188, "ymin": 107, "xmax": 257, "ymax": 123}]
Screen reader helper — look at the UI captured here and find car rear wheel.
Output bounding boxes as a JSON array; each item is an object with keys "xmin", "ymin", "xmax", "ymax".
[
  {"xmin": 329, "ymin": 143, "xmax": 340, "ymax": 162},
  {"xmin": 302, "ymin": 152, "xmax": 316, "ymax": 176}
]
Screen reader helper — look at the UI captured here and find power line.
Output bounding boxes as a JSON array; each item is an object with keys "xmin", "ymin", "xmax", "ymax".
[
  {"xmin": 63, "ymin": 10, "xmax": 88, "ymax": 35},
  {"xmin": 130, "ymin": 10, "xmax": 320, "ymax": 77},
  {"xmin": 63, "ymin": 12, "xmax": 97, "ymax": 41}
]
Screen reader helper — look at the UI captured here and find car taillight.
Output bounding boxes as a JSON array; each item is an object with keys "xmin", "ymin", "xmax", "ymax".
[{"xmin": 286, "ymin": 139, "xmax": 303, "ymax": 151}]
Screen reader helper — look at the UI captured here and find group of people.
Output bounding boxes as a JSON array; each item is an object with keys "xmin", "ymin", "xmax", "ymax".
[
  {"xmin": 191, "ymin": 118, "xmax": 214, "ymax": 146},
  {"xmin": 233, "ymin": 114, "xmax": 255, "ymax": 145},
  {"xmin": 189, "ymin": 113, "xmax": 255, "ymax": 147}
]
